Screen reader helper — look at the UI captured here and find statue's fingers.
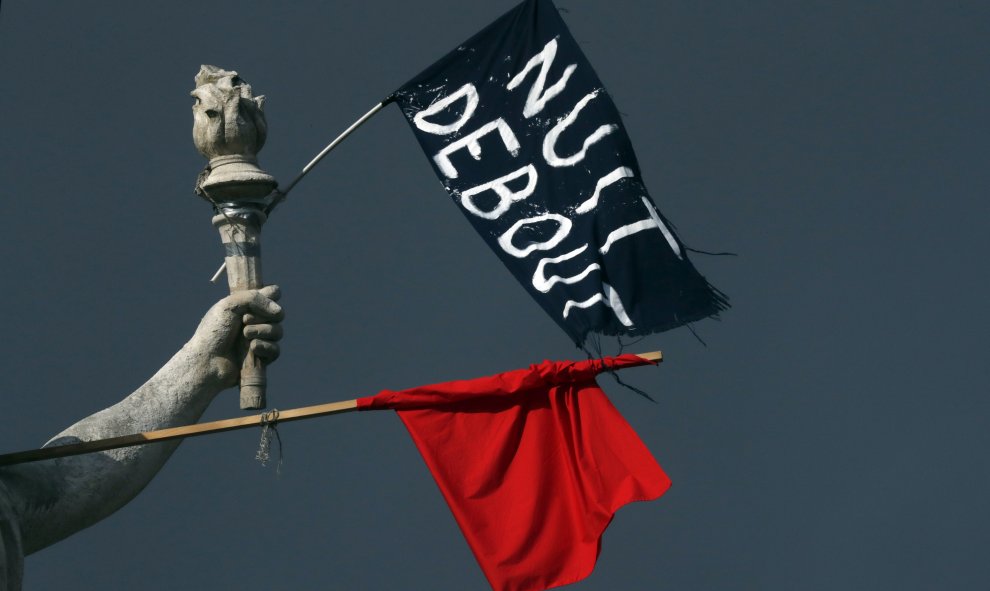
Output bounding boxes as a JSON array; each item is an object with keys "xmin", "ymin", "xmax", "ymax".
[
  {"xmin": 244, "ymin": 323, "xmax": 283, "ymax": 341},
  {"xmin": 242, "ymin": 312, "xmax": 266, "ymax": 325},
  {"xmin": 249, "ymin": 339, "xmax": 280, "ymax": 362},
  {"xmin": 243, "ymin": 309, "xmax": 286, "ymax": 326},
  {"xmin": 258, "ymin": 284, "xmax": 281, "ymax": 302},
  {"xmin": 229, "ymin": 288, "xmax": 284, "ymax": 321}
]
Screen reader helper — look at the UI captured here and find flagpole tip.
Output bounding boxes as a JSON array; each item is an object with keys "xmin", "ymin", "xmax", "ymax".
[{"xmin": 636, "ymin": 351, "xmax": 663, "ymax": 363}]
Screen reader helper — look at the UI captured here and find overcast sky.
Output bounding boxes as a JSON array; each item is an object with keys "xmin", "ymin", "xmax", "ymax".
[{"xmin": 1, "ymin": 1, "xmax": 988, "ymax": 589}]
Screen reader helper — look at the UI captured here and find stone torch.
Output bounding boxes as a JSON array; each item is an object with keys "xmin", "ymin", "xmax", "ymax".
[{"xmin": 192, "ymin": 65, "xmax": 277, "ymax": 410}]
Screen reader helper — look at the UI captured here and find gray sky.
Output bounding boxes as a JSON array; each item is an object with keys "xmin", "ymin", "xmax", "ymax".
[{"xmin": 2, "ymin": 1, "xmax": 989, "ymax": 589}]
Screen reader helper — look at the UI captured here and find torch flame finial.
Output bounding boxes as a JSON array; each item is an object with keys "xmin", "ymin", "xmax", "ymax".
[{"xmin": 191, "ymin": 65, "xmax": 275, "ymax": 202}]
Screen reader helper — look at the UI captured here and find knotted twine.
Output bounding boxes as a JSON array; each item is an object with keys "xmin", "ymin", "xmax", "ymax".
[{"xmin": 256, "ymin": 408, "xmax": 283, "ymax": 475}]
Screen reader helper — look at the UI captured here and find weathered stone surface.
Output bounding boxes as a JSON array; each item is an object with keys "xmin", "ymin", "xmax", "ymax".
[
  {"xmin": 0, "ymin": 288, "xmax": 284, "ymax": 590},
  {"xmin": 195, "ymin": 65, "xmax": 279, "ymax": 409},
  {"xmin": 192, "ymin": 65, "xmax": 276, "ymax": 201}
]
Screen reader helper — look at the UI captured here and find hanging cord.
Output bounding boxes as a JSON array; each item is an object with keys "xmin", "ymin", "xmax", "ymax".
[
  {"xmin": 256, "ymin": 408, "xmax": 284, "ymax": 475},
  {"xmin": 684, "ymin": 322, "xmax": 708, "ymax": 348},
  {"xmin": 684, "ymin": 246, "xmax": 738, "ymax": 257},
  {"xmin": 616, "ymin": 333, "xmax": 647, "ymax": 354},
  {"xmin": 582, "ymin": 333, "xmax": 657, "ymax": 402},
  {"xmin": 606, "ymin": 365, "xmax": 657, "ymax": 403}
]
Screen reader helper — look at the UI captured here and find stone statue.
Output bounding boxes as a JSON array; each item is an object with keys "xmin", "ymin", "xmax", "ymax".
[
  {"xmin": 0, "ymin": 287, "xmax": 284, "ymax": 589},
  {"xmin": 191, "ymin": 65, "xmax": 276, "ymax": 201},
  {"xmin": 0, "ymin": 65, "xmax": 287, "ymax": 590},
  {"xmin": 192, "ymin": 65, "xmax": 279, "ymax": 410}
]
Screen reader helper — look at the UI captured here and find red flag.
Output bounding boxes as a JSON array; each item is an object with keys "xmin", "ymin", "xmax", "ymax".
[{"xmin": 358, "ymin": 354, "xmax": 671, "ymax": 591}]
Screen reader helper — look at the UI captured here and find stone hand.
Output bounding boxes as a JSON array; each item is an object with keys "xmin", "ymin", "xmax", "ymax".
[
  {"xmin": 192, "ymin": 284, "xmax": 284, "ymax": 388},
  {"xmin": 8, "ymin": 285, "xmax": 285, "ymax": 557}
]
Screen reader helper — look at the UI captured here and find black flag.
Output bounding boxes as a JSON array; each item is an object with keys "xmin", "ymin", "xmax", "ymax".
[{"xmin": 391, "ymin": 0, "xmax": 728, "ymax": 346}]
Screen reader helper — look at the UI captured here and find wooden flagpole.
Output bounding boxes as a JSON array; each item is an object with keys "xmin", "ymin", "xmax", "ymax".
[
  {"xmin": 0, "ymin": 351, "xmax": 661, "ymax": 467},
  {"xmin": 0, "ymin": 401, "xmax": 360, "ymax": 467}
]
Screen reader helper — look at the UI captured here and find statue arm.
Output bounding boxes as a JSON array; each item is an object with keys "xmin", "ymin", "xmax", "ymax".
[{"xmin": 0, "ymin": 286, "xmax": 283, "ymax": 555}]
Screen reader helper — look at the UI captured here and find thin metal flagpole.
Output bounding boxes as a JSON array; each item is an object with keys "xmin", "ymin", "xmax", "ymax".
[
  {"xmin": 0, "ymin": 352, "xmax": 662, "ymax": 466},
  {"xmin": 210, "ymin": 98, "xmax": 393, "ymax": 283},
  {"xmin": 280, "ymin": 100, "xmax": 391, "ymax": 199}
]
